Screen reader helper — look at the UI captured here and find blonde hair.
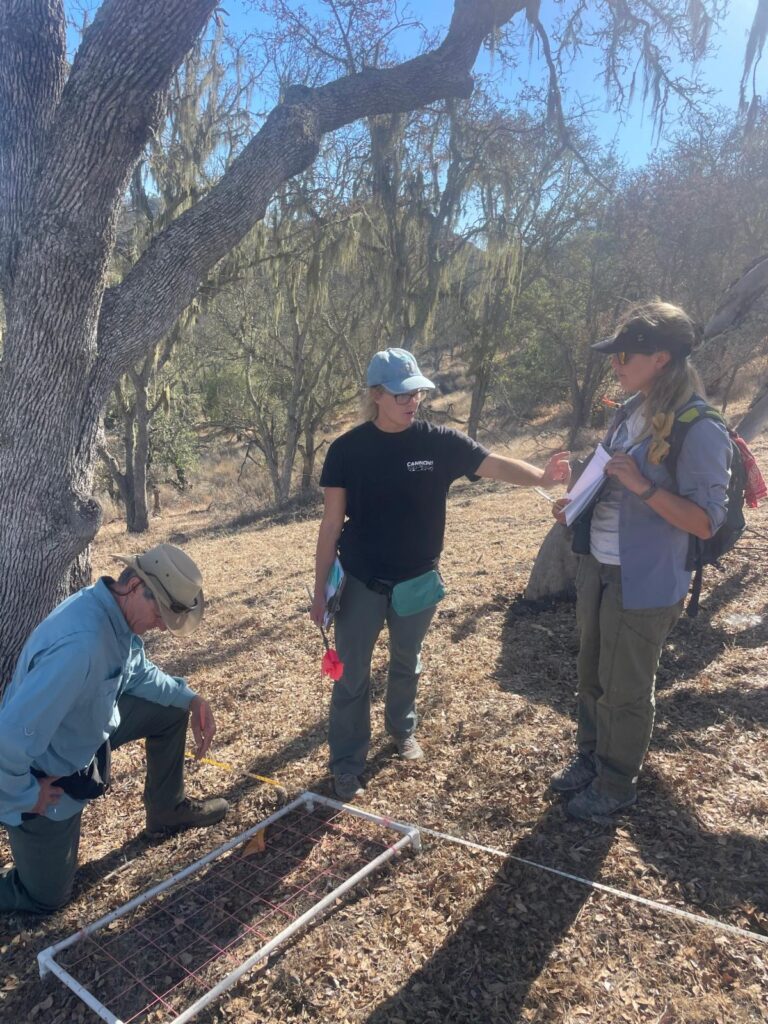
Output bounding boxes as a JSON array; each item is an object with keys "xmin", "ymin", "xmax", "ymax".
[
  {"xmin": 360, "ymin": 386, "xmax": 382, "ymax": 422},
  {"xmin": 616, "ymin": 300, "xmax": 705, "ymax": 463}
]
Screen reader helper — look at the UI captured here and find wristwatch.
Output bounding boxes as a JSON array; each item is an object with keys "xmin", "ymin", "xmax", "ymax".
[{"xmin": 637, "ymin": 481, "xmax": 658, "ymax": 501}]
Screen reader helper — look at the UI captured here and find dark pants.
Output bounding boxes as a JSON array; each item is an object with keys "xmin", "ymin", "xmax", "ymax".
[
  {"xmin": 329, "ymin": 574, "xmax": 436, "ymax": 776},
  {"xmin": 575, "ymin": 554, "xmax": 683, "ymax": 799},
  {"xmin": 0, "ymin": 695, "xmax": 188, "ymax": 914}
]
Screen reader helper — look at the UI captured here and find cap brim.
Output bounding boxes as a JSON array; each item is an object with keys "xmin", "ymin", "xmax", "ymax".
[
  {"xmin": 382, "ymin": 373, "xmax": 436, "ymax": 393},
  {"xmin": 590, "ymin": 336, "xmax": 622, "ymax": 354},
  {"xmin": 113, "ymin": 554, "xmax": 204, "ymax": 636},
  {"xmin": 590, "ymin": 336, "xmax": 692, "ymax": 357}
]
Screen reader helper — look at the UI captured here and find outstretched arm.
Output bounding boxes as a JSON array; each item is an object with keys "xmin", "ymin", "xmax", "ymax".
[{"xmin": 476, "ymin": 451, "xmax": 571, "ymax": 489}]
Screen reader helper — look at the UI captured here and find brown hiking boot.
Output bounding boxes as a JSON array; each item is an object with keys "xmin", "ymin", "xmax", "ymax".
[{"xmin": 145, "ymin": 796, "xmax": 228, "ymax": 837}]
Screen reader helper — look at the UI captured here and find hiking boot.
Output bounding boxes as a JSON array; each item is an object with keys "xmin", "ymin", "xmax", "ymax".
[
  {"xmin": 333, "ymin": 773, "xmax": 364, "ymax": 802},
  {"xmin": 566, "ymin": 782, "xmax": 637, "ymax": 822},
  {"xmin": 395, "ymin": 735, "xmax": 424, "ymax": 761},
  {"xmin": 549, "ymin": 752, "xmax": 596, "ymax": 794},
  {"xmin": 145, "ymin": 796, "xmax": 229, "ymax": 837}
]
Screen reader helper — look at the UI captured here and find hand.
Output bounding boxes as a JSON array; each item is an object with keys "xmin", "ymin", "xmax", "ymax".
[
  {"xmin": 540, "ymin": 451, "xmax": 571, "ymax": 489},
  {"xmin": 552, "ymin": 497, "xmax": 571, "ymax": 525},
  {"xmin": 30, "ymin": 776, "xmax": 63, "ymax": 815},
  {"xmin": 309, "ymin": 592, "xmax": 326, "ymax": 627},
  {"xmin": 604, "ymin": 453, "xmax": 647, "ymax": 495},
  {"xmin": 189, "ymin": 696, "xmax": 217, "ymax": 759}
]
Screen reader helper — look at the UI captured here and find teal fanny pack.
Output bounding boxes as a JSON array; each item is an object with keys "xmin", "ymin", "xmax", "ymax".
[{"xmin": 391, "ymin": 570, "xmax": 446, "ymax": 617}]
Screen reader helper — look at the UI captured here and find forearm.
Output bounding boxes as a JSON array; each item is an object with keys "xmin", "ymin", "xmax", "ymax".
[
  {"xmin": 125, "ymin": 655, "xmax": 196, "ymax": 707},
  {"xmin": 476, "ymin": 454, "xmax": 545, "ymax": 487},
  {"xmin": 643, "ymin": 487, "xmax": 713, "ymax": 539}
]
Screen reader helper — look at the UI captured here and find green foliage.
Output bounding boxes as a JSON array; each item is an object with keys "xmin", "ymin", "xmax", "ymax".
[{"xmin": 149, "ymin": 407, "xmax": 200, "ymax": 492}]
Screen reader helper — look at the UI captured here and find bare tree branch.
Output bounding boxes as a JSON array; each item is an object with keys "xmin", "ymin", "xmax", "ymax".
[{"xmin": 91, "ymin": 0, "xmax": 529, "ymax": 403}]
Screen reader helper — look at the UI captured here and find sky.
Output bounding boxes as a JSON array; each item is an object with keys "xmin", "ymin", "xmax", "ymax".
[
  {"xmin": 218, "ymin": 0, "xmax": 764, "ymax": 167},
  {"xmin": 65, "ymin": 1, "xmax": 764, "ymax": 168}
]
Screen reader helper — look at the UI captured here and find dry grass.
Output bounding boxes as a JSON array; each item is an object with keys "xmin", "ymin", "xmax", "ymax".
[{"xmin": 1, "ymin": 429, "xmax": 767, "ymax": 1024}]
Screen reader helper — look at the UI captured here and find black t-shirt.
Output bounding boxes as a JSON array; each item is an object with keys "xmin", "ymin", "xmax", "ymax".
[{"xmin": 320, "ymin": 419, "xmax": 490, "ymax": 582}]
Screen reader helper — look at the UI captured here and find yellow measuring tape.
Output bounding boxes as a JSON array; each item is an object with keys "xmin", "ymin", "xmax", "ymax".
[{"xmin": 185, "ymin": 753, "xmax": 285, "ymax": 790}]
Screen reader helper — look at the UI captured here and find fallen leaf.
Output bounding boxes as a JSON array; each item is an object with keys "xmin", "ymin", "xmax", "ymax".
[{"xmin": 243, "ymin": 828, "xmax": 267, "ymax": 856}]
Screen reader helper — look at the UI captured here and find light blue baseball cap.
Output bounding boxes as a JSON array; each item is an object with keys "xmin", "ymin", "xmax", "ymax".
[{"xmin": 366, "ymin": 348, "xmax": 435, "ymax": 394}]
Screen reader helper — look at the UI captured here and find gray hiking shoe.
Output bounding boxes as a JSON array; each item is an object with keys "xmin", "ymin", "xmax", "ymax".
[
  {"xmin": 145, "ymin": 796, "xmax": 228, "ymax": 837},
  {"xmin": 550, "ymin": 752, "xmax": 596, "ymax": 794},
  {"xmin": 333, "ymin": 773, "xmax": 364, "ymax": 802},
  {"xmin": 566, "ymin": 782, "xmax": 637, "ymax": 822},
  {"xmin": 396, "ymin": 735, "xmax": 424, "ymax": 760}
]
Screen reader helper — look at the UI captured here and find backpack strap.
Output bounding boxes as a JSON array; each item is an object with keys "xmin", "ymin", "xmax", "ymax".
[
  {"xmin": 663, "ymin": 399, "xmax": 725, "ymax": 619},
  {"xmin": 686, "ymin": 564, "xmax": 704, "ymax": 618},
  {"xmin": 663, "ymin": 399, "xmax": 724, "ymax": 484}
]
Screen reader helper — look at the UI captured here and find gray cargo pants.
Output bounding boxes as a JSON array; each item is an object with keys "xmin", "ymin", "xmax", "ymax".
[
  {"xmin": 329, "ymin": 574, "xmax": 436, "ymax": 777},
  {"xmin": 575, "ymin": 554, "xmax": 683, "ymax": 799}
]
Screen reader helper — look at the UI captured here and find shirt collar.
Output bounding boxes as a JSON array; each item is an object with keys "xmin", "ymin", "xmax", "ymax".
[{"xmin": 92, "ymin": 577, "xmax": 135, "ymax": 645}]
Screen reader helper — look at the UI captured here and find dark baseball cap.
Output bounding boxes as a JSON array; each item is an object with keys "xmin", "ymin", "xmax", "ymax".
[{"xmin": 591, "ymin": 321, "xmax": 692, "ymax": 357}]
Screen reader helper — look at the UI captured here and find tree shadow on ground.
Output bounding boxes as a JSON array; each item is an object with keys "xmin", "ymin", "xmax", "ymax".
[
  {"xmin": 628, "ymin": 766, "xmax": 768, "ymax": 923},
  {"xmin": 498, "ymin": 558, "xmax": 767, "ymax": 709},
  {"xmin": 654, "ymin": 682, "xmax": 768, "ymax": 742},
  {"xmin": 364, "ymin": 801, "xmax": 615, "ymax": 1024},
  {"xmin": 167, "ymin": 492, "xmax": 321, "ymax": 546}
]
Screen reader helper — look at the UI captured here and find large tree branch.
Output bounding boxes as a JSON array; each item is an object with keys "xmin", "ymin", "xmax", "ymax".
[
  {"xmin": 0, "ymin": 0, "xmax": 66, "ymax": 296},
  {"xmin": 91, "ymin": 0, "xmax": 528, "ymax": 404},
  {"xmin": 703, "ymin": 254, "xmax": 768, "ymax": 340}
]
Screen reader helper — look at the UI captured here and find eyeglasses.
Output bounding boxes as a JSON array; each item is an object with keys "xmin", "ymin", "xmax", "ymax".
[
  {"xmin": 140, "ymin": 566, "xmax": 197, "ymax": 615},
  {"xmin": 390, "ymin": 389, "xmax": 428, "ymax": 405},
  {"xmin": 616, "ymin": 351, "xmax": 634, "ymax": 365}
]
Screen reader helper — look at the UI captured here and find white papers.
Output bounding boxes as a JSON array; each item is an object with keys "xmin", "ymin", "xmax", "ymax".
[{"xmin": 564, "ymin": 444, "xmax": 611, "ymax": 525}]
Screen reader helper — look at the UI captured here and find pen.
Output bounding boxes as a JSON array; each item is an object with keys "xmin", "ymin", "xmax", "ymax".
[{"xmin": 534, "ymin": 487, "xmax": 556, "ymax": 502}]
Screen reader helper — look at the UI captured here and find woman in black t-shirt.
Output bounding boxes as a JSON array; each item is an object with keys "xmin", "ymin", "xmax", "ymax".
[{"xmin": 310, "ymin": 348, "xmax": 570, "ymax": 802}]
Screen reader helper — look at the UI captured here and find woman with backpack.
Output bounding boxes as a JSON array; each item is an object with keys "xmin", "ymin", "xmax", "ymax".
[
  {"xmin": 310, "ymin": 347, "xmax": 570, "ymax": 802},
  {"xmin": 551, "ymin": 300, "xmax": 732, "ymax": 822}
]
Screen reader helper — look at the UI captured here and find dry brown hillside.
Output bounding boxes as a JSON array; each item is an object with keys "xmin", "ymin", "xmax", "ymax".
[{"xmin": 2, "ymin": 432, "xmax": 767, "ymax": 1024}]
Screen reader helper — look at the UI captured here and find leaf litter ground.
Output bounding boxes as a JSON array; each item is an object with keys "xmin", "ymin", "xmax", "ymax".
[{"xmin": 1, "ymin": 433, "xmax": 767, "ymax": 1023}]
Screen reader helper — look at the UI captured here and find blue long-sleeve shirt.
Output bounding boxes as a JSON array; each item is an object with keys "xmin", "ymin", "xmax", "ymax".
[{"xmin": 0, "ymin": 578, "xmax": 196, "ymax": 826}]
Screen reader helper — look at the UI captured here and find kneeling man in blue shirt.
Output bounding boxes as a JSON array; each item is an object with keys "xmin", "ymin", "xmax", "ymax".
[{"xmin": 0, "ymin": 543, "xmax": 228, "ymax": 914}]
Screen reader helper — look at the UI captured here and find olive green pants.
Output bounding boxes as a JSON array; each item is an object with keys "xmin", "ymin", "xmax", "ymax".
[
  {"xmin": 575, "ymin": 555, "xmax": 683, "ymax": 799},
  {"xmin": 0, "ymin": 695, "xmax": 188, "ymax": 915}
]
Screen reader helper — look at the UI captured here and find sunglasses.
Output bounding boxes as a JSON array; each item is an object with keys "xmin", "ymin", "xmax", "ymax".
[
  {"xmin": 389, "ymin": 389, "xmax": 428, "ymax": 405},
  {"xmin": 616, "ymin": 351, "xmax": 634, "ymax": 365},
  {"xmin": 140, "ymin": 566, "xmax": 197, "ymax": 615}
]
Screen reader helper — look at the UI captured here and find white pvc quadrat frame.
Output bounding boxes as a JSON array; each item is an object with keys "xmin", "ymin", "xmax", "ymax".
[{"xmin": 38, "ymin": 792, "xmax": 421, "ymax": 1024}]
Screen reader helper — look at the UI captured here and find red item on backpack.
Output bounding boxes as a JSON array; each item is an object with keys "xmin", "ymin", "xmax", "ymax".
[{"xmin": 732, "ymin": 435, "xmax": 767, "ymax": 508}]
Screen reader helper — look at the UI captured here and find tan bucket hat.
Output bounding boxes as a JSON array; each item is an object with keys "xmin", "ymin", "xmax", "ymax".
[{"xmin": 114, "ymin": 543, "xmax": 204, "ymax": 636}]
